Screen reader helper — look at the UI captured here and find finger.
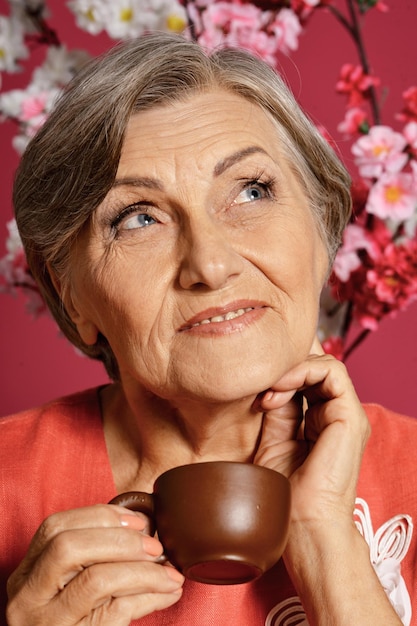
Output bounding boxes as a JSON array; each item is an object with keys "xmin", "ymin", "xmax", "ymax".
[
  {"xmin": 256, "ymin": 356, "xmax": 369, "ymax": 482},
  {"xmin": 15, "ymin": 504, "xmax": 149, "ymax": 576},
  {"xmin": 258, "ymin": 391, "xmax": 304, "ymax": 435},
  {"xmin": 52, "ymin": 561, "xmax": 184, "ymax": 624},
  {"xmin": 9, "ymin": 561, "xmax": 184, "ymax": 626},
  {"xmin": 287, "ymin": 361, "xmax": 370, "ymax": 512},
  {"xmin": 8, "ymin": 504, "xmax": 150, "ymax": 606},
  {"xmin": 272, "ymin": 357, "xmax": 368, "ymax": 442},
  {"xmin": 257, "ymin": 336, "xmax": 325, "ymax": 410},
  {"xmin": 34, "ymin": 526, "xmax": 166, "ymax": 598},
  {"xmin": 262, "ymin": 354, "xmax": 352, "ymax": 401},
  {"xmin": 84, "ymin": 586, "xmax": 184, "ymax": 625},
  {"xmin": 259, "ymin": 388, "xmax": 299, "ymax": 411}
]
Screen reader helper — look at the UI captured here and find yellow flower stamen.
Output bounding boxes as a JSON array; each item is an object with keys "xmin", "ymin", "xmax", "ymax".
[
  {"xmin": 84, "ymin": 8, "xmax": 95, "ymax": 22},
  {"xmin": 120, "ymin": 8, "xmax": 133, "ymax": 22},
  {"xmin": 372, "ymin": 144, "xmax": 389, "ymax": 157},
  {"xmin": 384, "ymin": 185, "xmax": 402, "ymax": 204},
  {"xmin": 384, "ymin": 276, "xmax": 399, "ymax": 287},
  {"xmin": 166, "ymin": 14, "xmax": 187, "ymax": 33}
]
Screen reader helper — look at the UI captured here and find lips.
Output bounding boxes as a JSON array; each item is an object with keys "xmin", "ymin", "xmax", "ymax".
[{"xmin": 179, "ymin": 301, "xmax": 267, "ymax": 332}]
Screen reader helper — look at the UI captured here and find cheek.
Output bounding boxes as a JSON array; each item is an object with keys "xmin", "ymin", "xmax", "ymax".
[
  {"xmin": 263, "ymin": 228, "xmax": 325, "ymax": 291},
  {"xmin": 86, "ymin": 270, "xmax": 174, "ymax": 356}
]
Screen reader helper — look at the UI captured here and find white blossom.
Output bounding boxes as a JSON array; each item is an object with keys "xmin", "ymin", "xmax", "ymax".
[
  {"xmin": 0, "ymin": 44, "xmax": 89, "ymax": 155},
  {"xmin": 0, "ymin": 15, "xmax": 28, "ymax": 72},
  {"xmin": 67, "ymin": 0, "xmax": 187, "ymax": 40},
  {"xmin": 0, "ymin": 88, "xmax": 26, "ymax": 117},
  {"xmin": 66, "ymin": 0, "xmax": 108, "ymax": 35},
  {"xmin": 3, "ymin": 219, "xmax": 22, "ymax": 256},
  {"xmin": 32, "ymin": 45, "xmax": 91, "ymax": 89}
]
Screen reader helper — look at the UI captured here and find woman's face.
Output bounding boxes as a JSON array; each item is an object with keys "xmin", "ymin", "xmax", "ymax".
[{"xmin": 67, "ymin": 90, "xmax": 328, "ymax": 403}]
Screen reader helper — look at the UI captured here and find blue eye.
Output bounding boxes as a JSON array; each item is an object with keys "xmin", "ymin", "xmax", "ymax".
[
  {"xmin": 111, "ymin": 204, "xmax": 158, "ymax": 233},
  {"xmin": 243, "ymin": 187, "xmax": 263, "ymax": 201},
  {"xmin": 234, "ymin": 182, "xmax": 270, "ymax": 205},
  {"xmin": 124, "ymin": 213, "xmax": 157, "ymax": 230}
]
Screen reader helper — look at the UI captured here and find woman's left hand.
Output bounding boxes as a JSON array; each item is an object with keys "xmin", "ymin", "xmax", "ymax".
[
  {"xmin": 253, "ymin": 343, "xmax": 405, "ymax": 625},
  {"xmin": 254, "ymin": 340, "xmax": 370, "ymax": 524}
]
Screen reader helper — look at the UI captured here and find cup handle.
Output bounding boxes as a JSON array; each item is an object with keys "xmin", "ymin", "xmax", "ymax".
[{"xmin": 109, "ymin": 491, "xmax": 156, "ymax": 535}]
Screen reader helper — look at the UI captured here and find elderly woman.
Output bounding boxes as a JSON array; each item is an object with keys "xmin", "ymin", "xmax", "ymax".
[{"xmin": 1, "ymin": 33, "xmax": 416, "ymax": 625}]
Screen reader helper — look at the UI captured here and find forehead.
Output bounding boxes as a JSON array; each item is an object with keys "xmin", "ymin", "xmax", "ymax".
[{"xmin": 118, "ymin": 90, "xmax": 283, "ymax": 168}]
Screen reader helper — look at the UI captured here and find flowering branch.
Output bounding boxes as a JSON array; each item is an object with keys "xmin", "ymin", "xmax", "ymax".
[
  {"xmin": 315, "ymin": 1, "xmax": 417, "ymax": 360},
  {"xmin": 347, "ymin": 0, "xmax": 381, "ymax": 124}
]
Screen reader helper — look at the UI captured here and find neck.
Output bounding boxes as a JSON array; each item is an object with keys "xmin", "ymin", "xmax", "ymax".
[{"xmin": 101, "ymin": 382, "xmax": 264, "ymax": 493}]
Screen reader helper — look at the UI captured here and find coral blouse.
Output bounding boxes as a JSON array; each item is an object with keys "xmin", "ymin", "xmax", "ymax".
[{"xmin": 0, "ymin": 388, "xmax": 416, "ymax": 625}]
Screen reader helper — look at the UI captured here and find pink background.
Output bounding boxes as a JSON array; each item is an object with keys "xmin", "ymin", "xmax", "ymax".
[{"xmin": 1, "ymin": 1, "xmax": 416, "ymax": 418}]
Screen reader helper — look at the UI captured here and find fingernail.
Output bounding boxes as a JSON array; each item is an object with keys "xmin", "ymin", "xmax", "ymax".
[
  {"xmin": 165, "ymin": 567, "xmax": 185, "ymax": 583},
  {"xmin": 142, "ymin": 535, "xmax": 163, "ymax": 557},
  {"xmin": 263, "ymin": 390, "xmax": 274, "ymax": 402},
  {"xmin": 120, "ymin": 514, "xmax": 147, "ymax": 530}
]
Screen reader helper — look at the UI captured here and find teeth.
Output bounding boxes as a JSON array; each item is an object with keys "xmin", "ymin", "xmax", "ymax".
[{"xmin": 192, "ymin": 307, "xmax": 254, "ymax": 327}]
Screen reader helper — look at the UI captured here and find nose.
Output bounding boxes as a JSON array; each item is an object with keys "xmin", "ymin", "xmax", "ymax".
[{"xmin": 178, "ymin": 217, "xmax": 244, "ymax": 291}]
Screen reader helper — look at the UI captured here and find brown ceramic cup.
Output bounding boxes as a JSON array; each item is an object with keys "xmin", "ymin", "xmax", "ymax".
[{"xmin": 109, "ymin": 461, "xmax": 291, "ymax": 585}]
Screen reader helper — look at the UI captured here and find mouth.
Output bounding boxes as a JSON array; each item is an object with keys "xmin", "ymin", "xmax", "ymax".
[
  {"xmin": 179, "ymin": 302, "xmax": 267, "ymax": 332},
  {"xmin": 188, "ymin": 306, "xmax": 255, "ymax": 328}
]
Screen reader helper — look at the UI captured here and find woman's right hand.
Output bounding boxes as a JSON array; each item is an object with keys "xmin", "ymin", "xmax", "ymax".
[{"xmin": 6, "ymin": 504, "xmax": 184, "ymax": 625}]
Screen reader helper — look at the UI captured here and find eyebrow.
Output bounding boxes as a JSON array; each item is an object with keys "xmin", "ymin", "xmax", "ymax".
[
  {"xmin": 112, "ymin": 176, "xmax": 164, "ymax": 191},
  {"xmin": 111, "ymin": 146, "xmax": 270, "ymax": 191},
  {"xmin": 213, "ymin": 146, "xmax": 269, "ymax": 177}
]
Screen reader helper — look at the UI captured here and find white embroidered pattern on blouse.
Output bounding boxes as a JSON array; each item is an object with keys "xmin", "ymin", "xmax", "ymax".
[
  {"xmin": 354, "ymin": 497, "xmax": 413, "ymax": 625},
  {"xmin": 265, "ymin": 596, "xmax": 307, "ymax": 626},
  {"xmin": 265, "ymin": 497, "xmax": 414, "ymax": 626}
]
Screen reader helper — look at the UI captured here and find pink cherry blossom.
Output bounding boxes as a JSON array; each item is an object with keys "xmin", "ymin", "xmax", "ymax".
[
  {"xmin": 322, "ymin": 335, "xmax": 344, "ymax": 360},
  {"xmin": 205, "ymin": 1, "xmax": 262, "ymax": 30},
  {"xmin": 397, "ymin": 86, "xmax": 417, "ymax": 123},
  {"xmin": 366, "ymin": 171, "xmax": 417, "ymax": 221},
  {"xmin": 352, "ymin": 125, "xmax": 408, "ymax": 179},
  {"xmin": 20, "ymin": 93, "xmax": 50, "ymax": 121},
  {"xmin": 197, "ymin": 1, "xmax": 264, "ymax": 52},
  {"xmin": 374, "ymin": 1, "xmax": 389, "ymax": 12},
  {"xmin": 364, "ymin": 240, "xmax": 417, "ymax": 315},
  {"xmin": 290, "ymin": 0, "xmax": 320, "ymax": 22},
  {"xmin": 196, "ymin": 19, "xmax": 224, "ymax": 50},
  {"xmin": 240, "ymin": 28, "xmax": 277, "ymax": 66},
  {"xmin": 289, "ymin": 0, "xmax": 330, "ymax": 27},
  {"xmin": 337, "ymin": 107, "xmax": 368, "ymax": 136},
  {"xmin": 332, "ymin": 238, "xmax": 417, "ymax": 331},
  {"xmin": 333, "ymin": 223, "xmax": 378, "ymax": 282},
  {"xmin": 366, "ymin": 216, "xmax": 395, "ymax": 251},
  {"xmin": 336, "ymin": 63, "xmax": 380, "ymax": 107},
  {"xmin": 196, "ymin": 3, "xmax": 302, "ymax": 62},
  {"xmin": 268, "ymin": 8, "xmax": 302, "ymax": 54},
  {"xmin": 329, "ymin": 214, "xmax": 416, "ymax": 331}
]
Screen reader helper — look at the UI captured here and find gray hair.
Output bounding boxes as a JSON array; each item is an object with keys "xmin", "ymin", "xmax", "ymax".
[{"xmin": 13, "ymin": 32, "xmax": 352, "ymax": 380}]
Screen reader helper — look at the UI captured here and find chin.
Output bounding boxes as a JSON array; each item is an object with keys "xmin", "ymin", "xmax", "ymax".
[{"xmin": 172, "ymin": 367, "xmax": 281, "ymax": 406}]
